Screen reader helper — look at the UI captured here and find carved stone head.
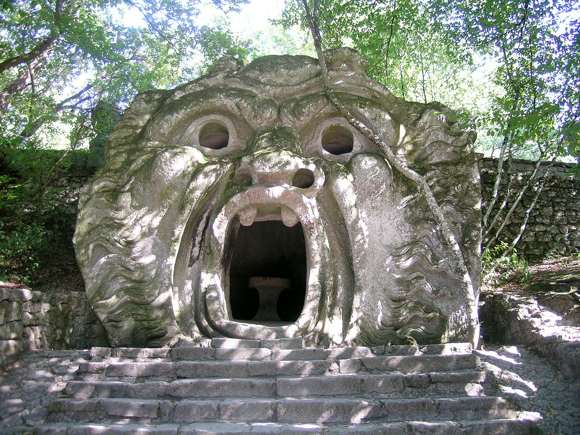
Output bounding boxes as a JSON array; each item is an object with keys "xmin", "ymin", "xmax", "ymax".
[{"xmin": 74, "ymin": 49, "xmax": 481, "ymax": 347}]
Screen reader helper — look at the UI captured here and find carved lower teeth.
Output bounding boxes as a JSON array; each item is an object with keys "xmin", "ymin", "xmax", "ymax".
[
  {"xmin": 282, "ymin": 207, "xmax": 299, "ymax": 227},
  {"xmin": 239, "ymin": 207, "xmax": 257, "ymax": 226}
]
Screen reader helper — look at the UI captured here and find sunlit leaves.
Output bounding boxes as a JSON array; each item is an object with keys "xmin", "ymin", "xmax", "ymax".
[
  {"xmin": 283, "ymin": 0, "xmax": 578, "ymax": 160},
  {"xmin": 0, "ymin": 0, "xmax": 248, "ymax": 151}
]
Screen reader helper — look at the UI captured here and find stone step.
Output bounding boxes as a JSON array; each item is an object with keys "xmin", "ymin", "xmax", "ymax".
[
  {"xmin": 171, "ymin": 346, "xmax": 377, "ymax": 361},
  {"xmin": 46, "ymin": 396, "xmax": 520, "ymax": 425},
  {"xmin": 64, "ymin": 370, "xmax": 486, "ymax": 399},
  {"xmin": 76, "ymin": 354, "xmax": 478, "ymax": 379},
  {"xmin": 276, "ymin": 370, "xmax": 486, "ymax": 397},
  {"xmin": 31, "ymin": 413, "xmax": 543, "ymax": 434},
  {"xmin": 211, "ymin": 337, "xmax": 304, "ymax": 349},
  {"xmin": 89, "ymin": 343, "xmax": 473, "ymax": 362}
]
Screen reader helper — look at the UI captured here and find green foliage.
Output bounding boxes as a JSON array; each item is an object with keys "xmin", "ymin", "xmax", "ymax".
[
  {"xmin": 482, "ymin": 242, "xmax": 531, "ymax": 284},
  {"xmin": 0, "ymin": 222, "xmax": 46, "ymax": 282},
  {"xmin": 0, "ymin": 148, "xmax": 94, "ymax": 284},
  {"xmin": 0, "ymin": 0, "xmax": 256, "ymax": 284},
  {"xmin": 0, "ymin": 0, "xmax": 248, "ymax": 152},
  {"xmin": 282, "ymin": 0, "xmax": 578, "ymax": 161},
  {"xmin": 435, "ymin": 0, "xmax": 578, "ymax": 160},
  {"xmin": 197, "ymin": 25, "xmax": 255, "ymax": 71}
]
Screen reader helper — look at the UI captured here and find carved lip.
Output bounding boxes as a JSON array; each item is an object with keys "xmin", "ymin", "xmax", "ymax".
[{"xmin": 203, "ymin": 186, "xmax": 322, "ymax": 339}]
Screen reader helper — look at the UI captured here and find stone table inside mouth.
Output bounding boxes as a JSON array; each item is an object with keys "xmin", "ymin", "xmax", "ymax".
[{"xmin": 249, "ymin": 276, "xmax": 291, "ymax": 322}]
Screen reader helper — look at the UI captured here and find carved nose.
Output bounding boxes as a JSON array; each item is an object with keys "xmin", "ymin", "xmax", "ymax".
[
  {"xmin": 236, "ymin": 150, "xmax": 324, "ymax": 194},
  {"xmin": 235, "ymin": 127, "xmax": 324, "ymax": 194}
]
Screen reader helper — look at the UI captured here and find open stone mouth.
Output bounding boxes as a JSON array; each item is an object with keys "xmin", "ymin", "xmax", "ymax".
[{"xmin": 225, "ymin": 204, "xmax": 307, "ymax": 326}]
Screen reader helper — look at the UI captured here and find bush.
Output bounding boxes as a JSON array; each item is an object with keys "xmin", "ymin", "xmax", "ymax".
[
  {"xmin": 0, "ymin": 148, "xmax": 94, "ymax": 284},
  {"xmin": 482, "ymin": 241, "xmax": 531, "ymax": 285},
  {"xmin": 0, "ymin": 222, "xmax": 48, "ymax": 282}
]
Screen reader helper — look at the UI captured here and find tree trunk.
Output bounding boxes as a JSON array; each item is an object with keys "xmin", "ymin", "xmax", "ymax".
[
  {"xmin": 485, "ymin": 157, "xmax": 543, "ymax": 247},
  {"xmin": 483, "ymin": 148, "xmax": 513, "ymax": 240},
  {"xmin": 510, "ymin": 168, "xmax": 549, "ymax": 249},
  {"xmin": 482, "ymin": 133, "xmax": 510, "ymax": 229}
]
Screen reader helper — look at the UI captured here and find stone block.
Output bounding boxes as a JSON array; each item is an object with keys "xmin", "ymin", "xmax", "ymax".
[
  {"xmin": 105, "ymin": 362, "xmax": 174, "ymax": 378},
  {"xmin": 68, "ymin": 425, "xmax": 179, "ymax": 435},
  {"xmin": 179, "ymin": 423, "xmax": 252, "ymax": 434},
  {"xmin": 169, "ymin": 378, "xmax": 275, "ymax": 398},
  {"xmin": 22, "ymin": 301, "xmax": 43, "ymax": 314},
  {"xmin": 215, "ymin": 348, "xmax": 272, "ymax": 361},
  {"xmin": 245, "ymin": 360, "xmax": 278, "ymax": 377},
  {"xmin": 66, "ymin": 381, "xmax": 133, "ymax": 399},
  {"xmin": 219, "ymin": 399, "xmax": 275, "ymax": 422},
  {"xmin": 0, "ymin": 287, "xmax": 33, "ymax": 302},
  {"xmin": 272, "ymin": 349, "xmax": 329, "ymax": 361},
  {"xmin": 429, "ymin": 370, "xmax": 486, "ymax": 384},
  {"xmin": 173, "ymin": 400, "xmax": 219, "ymax": 422},
  {"xmin": 381, "ymin": 398, "xmax": 437, "ymax": 420},
  {"xmin": 278, "ymin": 375, "xmax": 362, "ymax": 396},
  {"xmin": 0, "ymin": 322, "xmax": 23, "ymax": 340},
  {"xmin": 277, "ymin": 398, "xmax": 382, "ymax": 424},
  {"xmin": 329, "ymin": 347, "xmax": 373, "ymax": 359},
  {"xmin": 100, "ymin": 398, "xmax": 161, "ymax": 418},
  {"xmin": 0, "ymin": 339, "xmax": 23, "ymax": 364},
  {"xmin": 404, "ymin": 373, "xmax": 431, "ymax": 388},
  {"xmin": 113, "ymin": 348, "xmax": 170, "ymax": 359},
  {"xmin": 34, "ymin": 424, "xmax": 69, "ymax": 434},
  {"xmin": 260, "ymin": 338, "xmax": 303, "ymax": 349},
  {"xmin": 275, "ymin": 360, "xmax": 331, "ymax": 376},
  {"xmin": 23, "ymin": 326, "xmax": 47, "ymax": 350},
  {"xmin": 360, "ymin": 374, "xmax": 405, "ymax": 394},
  {"xmin": 76, "ymin": 362, "xmax": 108, "ymax": 374},
  {"xmin": 170, "ymin": 347, "xmax": 215, "ymax": 361},
  {"xmin": 338, "ymin": 359, "xmax": 362, "ymax": 374},
  {"xmin": 175, "ymin": 361, "xmax": 273, "ymax": 378},
  {"xmin": 90, "ymin": 347, "xmax": 112, "ymax": 359},
  {"xmin": 436, "ymin": 396, "xmax": 512, "ymax": 420},
  {"xmin": 0, "ymin": 301, "xmax": 22, "ymax": 324},
  {"xmin": 212, "ymin": 338, "xmax": 260, "ymax": 348},
  {"xmin": 48, "ymin": 398, "xmax": 99, "ymax": 415}
]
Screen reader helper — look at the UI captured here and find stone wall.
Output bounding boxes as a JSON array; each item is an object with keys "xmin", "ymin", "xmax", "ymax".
[
  {"xmin": 479, "ymin": 157, "xmax": 579, "ymax": 260},
  {"xmin": 0, "ymin": 285, "xmax": 48, "ymax": 366},
  {"xmin": 0, "ymin": 284, "xmax": 107, "ymax": 366}
]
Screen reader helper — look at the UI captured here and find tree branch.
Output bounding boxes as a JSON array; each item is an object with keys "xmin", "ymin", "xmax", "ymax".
[
  {"xmin": 124, "ymin": 0, "xmax": 180, "ymax": 51},
  {"xmin": 0, "ymin": 36, "xmax": 58, "ymax": 75},
  {"xmin": 482, "ymin": 138, "xmax": 508, "ymax": 229},
  {"xmin": 483, "ymin": 147, "xmax": 514, "ymax": 240},
  {"xmin": 383, "ymin": 0, "xmax": 398, "ymax": 79},
  {"xmin": 485, "ymin": 155, "xmax": 544, "ymax": 247},
  {"xmin": 0, "ymin": 0, "xmax": 66, "ymax": 75}
]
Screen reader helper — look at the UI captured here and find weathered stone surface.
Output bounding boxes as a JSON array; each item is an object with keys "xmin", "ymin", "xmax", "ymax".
[
  {"xmin": 480, "ymin": 292, "xmax": 580, "ymax": 378},
  {"xmin": 73, "ymin": 49, "xmax": 482, "ymax": 348},
  {"xmin": 173, "ymin": 401, "xmax": 220, "ymax": 422}
]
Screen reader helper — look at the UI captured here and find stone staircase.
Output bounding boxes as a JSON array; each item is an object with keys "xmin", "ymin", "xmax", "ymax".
[{"xmin": 1, "ymin": 338, "xmax": 541, "ymax": 434}]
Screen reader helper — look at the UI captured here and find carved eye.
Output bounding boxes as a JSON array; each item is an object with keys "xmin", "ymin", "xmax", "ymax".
[
  {"xmin": 199, "ymin": 121, "xmax": 229, "ymax": 149},
  {"xmin": 321, "ymin": 125, "xmax": 354, "ymax": 155}
]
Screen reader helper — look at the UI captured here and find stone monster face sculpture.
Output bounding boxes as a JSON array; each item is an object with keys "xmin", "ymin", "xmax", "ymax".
[{"xmin": 74, "ymin": 49, "xmax": 481, "ymax": 347}]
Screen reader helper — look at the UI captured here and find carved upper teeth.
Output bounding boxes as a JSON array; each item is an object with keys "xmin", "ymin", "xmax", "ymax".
[
  {"xmin": 239, "ymin": 206, "xmax": 257, "ymax": 226},
  {"xmin": 281, "ymin": 206, "xmax": 299, "ymax": 227}
]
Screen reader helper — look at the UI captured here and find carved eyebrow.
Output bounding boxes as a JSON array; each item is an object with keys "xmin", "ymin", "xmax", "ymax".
[
  {"xmin": 280, "ymin": 93, "xmax": 332, "ymax": 127},
  {"xmin": 144, "ymin": 87, "xmax": 277, "ymax": 142},
  {"xmin": 281, "ymin": 88, "xmax": 380, "ymax": 129}
]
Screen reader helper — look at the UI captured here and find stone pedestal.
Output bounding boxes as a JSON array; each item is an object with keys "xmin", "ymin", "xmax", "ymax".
[{"xmin": 249, "ymin": 277, "xmax": 290, "ymax": 322}]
